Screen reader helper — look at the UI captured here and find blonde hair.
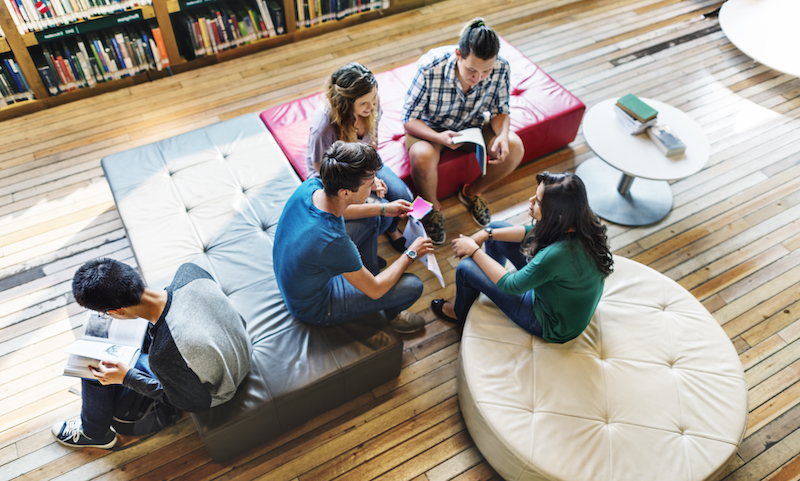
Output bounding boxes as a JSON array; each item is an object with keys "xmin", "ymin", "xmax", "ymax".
[{"xmin": 326, "ymin": 63, "xmax": 379, "ymax": 146}]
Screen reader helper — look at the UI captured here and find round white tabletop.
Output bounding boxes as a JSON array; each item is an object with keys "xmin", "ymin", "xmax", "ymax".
[
  {"xmin": 720, "ymin": 0, "xmax": 800, "ymax": 78},
  {"xmin": 576, "ymin": 98, "xmax": 709, "ymax": 226},
  {"xmin": 583, "ymin": 98, "xmax": 709, "ymax": 181}
]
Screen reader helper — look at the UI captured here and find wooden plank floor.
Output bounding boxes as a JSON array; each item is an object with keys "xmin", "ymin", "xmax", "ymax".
[{"xmin": 2, "ymin": 0, "xmax": 800, "ymax": 479}]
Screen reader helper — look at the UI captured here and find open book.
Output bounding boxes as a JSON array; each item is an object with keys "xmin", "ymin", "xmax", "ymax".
[
  {"xmin": 63, "ymin": 311, "xmax": 150, "ymax": 379},
  {"xmin": 452, "ymin": 128, "xmax": 487, "ymax": 176}
]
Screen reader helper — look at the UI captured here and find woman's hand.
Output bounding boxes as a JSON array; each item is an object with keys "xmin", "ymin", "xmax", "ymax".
[
  {"xmin": 89, "ymin": 360, "xmax": 129, "ymax": 385},
  {"xmin": 452, "ymin": 234, "xmax": 480, "ymax": 258},
  {"xmin": 372, "ymin": 177, "xmax": 388, "ymax": 198},
  {"xmin": 383, "ymin": 199, "xmax": 412, "ymax": 218}
]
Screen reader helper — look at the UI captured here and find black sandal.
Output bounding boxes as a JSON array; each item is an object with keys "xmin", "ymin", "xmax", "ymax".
[{"xmin": 431, "ymin": 299, "xmax": 459, "ymax": 323}]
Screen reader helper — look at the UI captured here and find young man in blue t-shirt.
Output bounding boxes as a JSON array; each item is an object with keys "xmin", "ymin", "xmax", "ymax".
[{"xmin": 274, "ymin": 141, "xmax": 434, "ymax": 333}]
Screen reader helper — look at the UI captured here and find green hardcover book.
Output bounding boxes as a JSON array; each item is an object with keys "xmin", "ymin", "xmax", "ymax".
[{"xmin": 616, "ymin": 93, "xmax": 658, "ymax": 123}]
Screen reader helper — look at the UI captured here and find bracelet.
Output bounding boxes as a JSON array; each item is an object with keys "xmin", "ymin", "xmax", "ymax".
[
  {"xmin": 380, "ymin": 204, "xmax": 385, "ymax": 217},
  {"xmin": 470, "ymin": 246, "xmax": 481, "ymax": 257}
]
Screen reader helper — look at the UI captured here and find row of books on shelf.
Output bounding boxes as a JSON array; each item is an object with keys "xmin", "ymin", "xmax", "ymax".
[
  {"xmin": 35, "ymin": 26, "xmax": 169, "ymax": 94},
  {"xmin": 615, "ymin": 93, "xmax": 686, "ymax": 156},
  {"xmin": 1, "ymin": 57, "xmax": 35, "ymax": 106},
  {"xmin": 2, "ymin": 0, "xmax": 150, "ymax": 34},
  {"xmin": 295, "ymin": 0, "xmax": 386, "ymax": 28},
  {"xmin": 174, "ymin": 0, "xmax": 284, "ymax": 59}
]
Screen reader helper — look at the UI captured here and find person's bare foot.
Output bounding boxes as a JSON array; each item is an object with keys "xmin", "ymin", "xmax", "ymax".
[
  {"xmin": 441, "ymin": 301, "xmax": 456, "ymax": 319},
  {"xmin": 388, "ymin": 230, "xmax": 402, "ymax": 241}
]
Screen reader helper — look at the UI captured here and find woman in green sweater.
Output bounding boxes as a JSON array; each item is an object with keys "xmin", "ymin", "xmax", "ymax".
[{"xmin": 431, "ymin": 171, "xmax": 613, "ymax": 343}]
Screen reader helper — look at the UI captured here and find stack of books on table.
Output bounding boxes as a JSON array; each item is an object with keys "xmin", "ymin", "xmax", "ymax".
[
  {"xmin": 614, "ymin": 93, "xmax": 658, "ymax": 134},
  {"xmin": 615, "ymin": 93, "xmax": 687, "ymax": 156}
]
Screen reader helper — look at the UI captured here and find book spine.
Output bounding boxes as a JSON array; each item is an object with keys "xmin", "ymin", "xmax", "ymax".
[
  {"xmin": 266, "ymin": 0, "xmax": 283, "ymax": 34},
  {"xmin": 10, "ymin": 58, "xmax": 31, "ymax": 93},
  {"xmin": 255, "ymin": 0, "xmax": 274, "ymax": 37},
  {"xmin": 114, "ymin": 33, "xmax": 134, "ymax": 70},
  {"xmin": 3, "ymin": 58, "xmax": 24, "ymax": 93},
  {"xmin": 148, "ymin": 36, "xmax": 162, "ymax": 70},
  {"xmin": 89, "ymin": 39, "xmax": 109, "ymax": 78},
  {"xmin": 0, "ymin": 70, "xmax": 9, "ymax": 105},
  {"xmin": 151, "ymin": 27, "xmax": 170, "ymax": 67},
  {"xmin": 45, "ymin": 48, "xmax": 67, "ymax": 88},
  {"xmin": 192, "ymin": 20, "xmax": 206, "ymax": 56},
  {"xmin": 63, "ymin": 46, "xmax": 84, "ymax": 86},
  {"xmin": 0, "ymin": 67, "xmax": 15, "ymax": 102}
]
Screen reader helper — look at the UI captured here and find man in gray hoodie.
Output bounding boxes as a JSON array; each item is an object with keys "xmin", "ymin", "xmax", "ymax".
[{"xmin": 53, "ymin": 259, "xmax": 252, "ymax": 448}]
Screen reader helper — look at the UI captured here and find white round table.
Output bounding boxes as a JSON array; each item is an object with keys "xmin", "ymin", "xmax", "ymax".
[
  {"xmin": 576, "ymin": 98, "xmax": 710, "ymax": 226},
  {"xmin": 720, "ymin": 0, "xmax": 800, "ymax": 78}
]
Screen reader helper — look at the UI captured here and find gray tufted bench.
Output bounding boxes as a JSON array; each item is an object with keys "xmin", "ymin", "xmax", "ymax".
[{"xmin": 101, "ymin": 113, "xmax": 402, "ymax": 463}]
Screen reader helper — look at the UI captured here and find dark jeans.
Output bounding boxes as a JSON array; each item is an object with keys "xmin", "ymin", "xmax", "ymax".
[
  {"xmin": 345, "ymin": 167, "xmax": 413, "ymax": 275},
  {"xmin": 315, "ymin": 273, "xmax": 423, "ymax": 326},
  {"xmin": 377, "ymin": 165, "xmax": 414, "ymax": 233},
  {"xmin": 81, "ymin": 354, "xmax": 154, "ymax": 439},
  {"xmin": 454, "ymin": 221, "xmax": 543, "ymax": 337}
]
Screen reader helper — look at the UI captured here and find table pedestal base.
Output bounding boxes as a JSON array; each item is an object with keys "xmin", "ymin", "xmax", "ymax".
[{"xmin": 576, "ymin": 157, "xmax": 673, "ymax": 226}]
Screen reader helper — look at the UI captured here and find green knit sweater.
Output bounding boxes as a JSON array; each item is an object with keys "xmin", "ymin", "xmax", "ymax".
[{"xmin": 496, "ymin": 230, "xmax": 605, "ymax": 343}]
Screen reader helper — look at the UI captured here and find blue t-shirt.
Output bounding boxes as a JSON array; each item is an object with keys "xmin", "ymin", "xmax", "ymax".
[{"xmin": 274, "ymin": 178, "xmax": 363, "ymax": 323}]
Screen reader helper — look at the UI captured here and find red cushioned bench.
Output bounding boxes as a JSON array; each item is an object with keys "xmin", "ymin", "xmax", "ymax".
[{"xmin": 260, "ymin": 38, "xmax": 584, "ymax": 199}]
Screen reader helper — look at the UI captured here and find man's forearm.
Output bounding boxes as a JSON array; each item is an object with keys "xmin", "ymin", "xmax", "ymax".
[
  {"xmin": 490, "ymin": 113, "xmax": 511, "ymax": 138},
  {"xmin": 343, "ymin": 203, "xmax": 381, "ymax": 220},
  {"xmin": 404, "ymin": 119, "xmax": 440, "ymax": 142},
  {"xmin": 372, "ymin": 255, "xmax": 414, "ymax": 297}
]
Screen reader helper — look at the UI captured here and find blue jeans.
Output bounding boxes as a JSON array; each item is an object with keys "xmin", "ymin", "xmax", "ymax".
[
  {"xmin": 314, "ymin": 273, "xmax": 423, "ymax": 325},
  {"xmin": 346, "ymin": 167, "xmax": 414, "ymax": 275},
  {"xmin": 81, "ymin": 353, "xmax": 154, "ymax": 439},
  {"xmin": 378, "ymin": 166, "xmax": 414, "ymax": 233},
  {"xmin": 454, "ymin": 221, "xmax": 543, "ymax": 337}
]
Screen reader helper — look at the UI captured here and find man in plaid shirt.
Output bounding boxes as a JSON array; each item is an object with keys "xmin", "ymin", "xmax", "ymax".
[{"xmin": 403, "ymin": 18, "xmax": 524, "ymax": 245}]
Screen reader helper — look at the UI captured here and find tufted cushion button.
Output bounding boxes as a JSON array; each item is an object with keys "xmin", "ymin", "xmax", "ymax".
[{"xmin": 512, "ymin": 87, "xmax": 524, "ymax": 96}]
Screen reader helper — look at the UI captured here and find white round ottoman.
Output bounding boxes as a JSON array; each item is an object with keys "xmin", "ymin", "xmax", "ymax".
[{"xmin": 457, "ymin": 256, "xmax": 748, "ymax": 481}]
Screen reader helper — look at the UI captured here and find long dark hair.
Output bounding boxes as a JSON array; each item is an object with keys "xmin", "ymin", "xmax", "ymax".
[{"xmin": 523, "ymin": 172, "xmax": 613, "ymax": 277}]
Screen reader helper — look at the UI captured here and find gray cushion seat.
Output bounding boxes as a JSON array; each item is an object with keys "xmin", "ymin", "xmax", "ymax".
[{"xmin": 101, "ymin": 113, "xmax": 402, "ymax": 463}]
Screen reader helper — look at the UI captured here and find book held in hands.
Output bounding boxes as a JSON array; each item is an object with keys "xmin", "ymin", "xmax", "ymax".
[
  {"xmin": 647, "ymin": 124, "xmax": 686, "ymax": 156},
  {"xmin": 63, "ymin": 311, "xmax": 149, "ymax": 379},
  {"xmin": 452, "ymin": 127, "xmax": 487, "ymax": 176}
]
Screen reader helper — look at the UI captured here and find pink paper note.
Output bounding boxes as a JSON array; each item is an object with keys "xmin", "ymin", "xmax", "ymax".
[{"xmin": 408, "ymin": 196, "xmax": 433, "ymax": 220}]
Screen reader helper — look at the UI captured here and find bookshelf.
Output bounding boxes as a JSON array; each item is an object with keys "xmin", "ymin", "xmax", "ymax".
[{"xmin": 0, "ymin": 0, "xmax": 436, "ymax": 120}]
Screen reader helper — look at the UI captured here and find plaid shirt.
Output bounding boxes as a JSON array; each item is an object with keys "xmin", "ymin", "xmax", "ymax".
[{"xmin": 402, "ymin": 46, "xmax": 510, "ymax": 131}]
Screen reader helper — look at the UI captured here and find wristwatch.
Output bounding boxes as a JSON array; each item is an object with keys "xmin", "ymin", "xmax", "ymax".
[
  {"xmin": 404, "ymin": 249, "xmax": 417, "ymax": 262},
  {"xmin": 484, "ymin": 227, "xmax": 493, "ymax": 241}
]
